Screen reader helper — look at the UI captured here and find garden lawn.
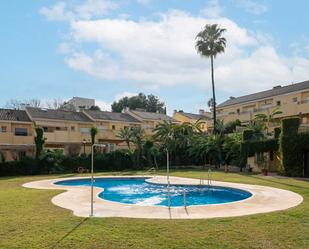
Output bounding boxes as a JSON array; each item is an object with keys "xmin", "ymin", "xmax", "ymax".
[{"xmin": 0, "ymin": 170, "xmax": 309, "ymax": 249}]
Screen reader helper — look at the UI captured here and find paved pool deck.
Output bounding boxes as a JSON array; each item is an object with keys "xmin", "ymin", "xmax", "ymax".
[{"xmin": 23, "ymin": 175, "xmax": 303, "ymax": 219}]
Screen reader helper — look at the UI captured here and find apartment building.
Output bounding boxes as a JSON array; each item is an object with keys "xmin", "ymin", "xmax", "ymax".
[
  {"xmin": 173, "ymin": 109, "xmax": 211, "ymax": 132},
  {"xmin": 64, "ymin": 97, "xmax": 95, "ymax": 111},
  {"xmin": 25, "ymin": 107, "xmax": 93, "ymax": 153},
  {"xmin": 83, "ymin": 110, "xmax": 141, "ymax": 151},
  {"xmin": 0, "ymin": 107, "xmax": 176, "ymax": 161},
  {"xmin": 217, "ymin": 80, "xmax": 309, "ymax": 126},
  {"xmin": 0, "ymin": 109, "xmax": 34, "ymax": 161},
  {"xmin": 125, "ymin": 109, "xmax": 178, "ymax": 135}
]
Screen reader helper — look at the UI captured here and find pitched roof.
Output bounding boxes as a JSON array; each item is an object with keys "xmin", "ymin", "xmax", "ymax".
[
  {"xmin": 0, "ymin": 109, "xmax": 31, "ymax": 122},
  {"xmin": 84, "ymin": 110, "xmax": 140, "ymax": 123},
  {"xmin": 218, "ymin": 80, "xmax": 309, "ymax": 108},
  {"xmin": 26, "ymin": 107, "xmax": 92, "ymax": 122},
  {"xmin": 177, "ymin": 112, "xmax": 211, "ymax": 120},
  {"xmin": 129, "ymin": 110, "xmax": 176, "ymax": 122}
]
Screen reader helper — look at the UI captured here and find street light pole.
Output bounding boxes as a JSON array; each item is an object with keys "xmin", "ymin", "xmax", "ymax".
[
  {"xmin": 90, "ymin": 143, "xmax": 106, "ymax": 217},
  {"xmin": 166, "ymin": 148, "xmax": 171, "ymax": 209},
  {"xmin": 82, "ymin": 139, "xmax": 86, "ymax": 154}
]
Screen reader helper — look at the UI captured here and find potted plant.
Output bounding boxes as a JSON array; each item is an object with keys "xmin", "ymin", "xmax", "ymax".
[{"xmin": 257, "ymin": 154, "xmax": 268, "ymax": 176}]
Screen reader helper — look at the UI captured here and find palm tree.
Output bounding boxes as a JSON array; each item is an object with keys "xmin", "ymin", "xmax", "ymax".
[
  {"xmin": 254, "ymin": 107, "xmax": 283, "ymax": 134},
  {"xmin": 89, "ymin": 125, "xmax": 98, "ymax": 145},
  {"xmin": 195, "ymin": 24, "xmax": 226, "ymax": 134},
  {"xmin": 117, "ymin": 127, "xmax": 133, "ymax": 150}
]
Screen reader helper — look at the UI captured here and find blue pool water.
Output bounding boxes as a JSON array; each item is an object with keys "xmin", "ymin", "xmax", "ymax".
[{"xmin": 55, "ymin": 178, "xmax": 252, "ymax": 207}]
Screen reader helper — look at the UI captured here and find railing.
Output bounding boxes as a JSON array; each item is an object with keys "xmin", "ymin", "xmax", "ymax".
[{"xmin": 208, "ymin": 168, "xmax": 212, "ymax": 186}]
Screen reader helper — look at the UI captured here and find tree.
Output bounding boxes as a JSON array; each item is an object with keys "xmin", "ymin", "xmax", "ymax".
[
  {"xmin": 6, "ymin": 99, "xmax": 41, "ymax": 109},
  {"xmin": 89, "ymin": 105, "xmax": 101, "ymax": 111},
  {"xmin": 89, "ymin": 126, "xmax": 98, "ymax": 145},
  {"xmin": 196, "ymin": 24, "xmax": 226, "ymax": 134},
  {"xmin": 34, "ymin": 127, "xmax": 45, "ymax": 159},
  {"xmin": 130, "ymin": 127, "xmax": 145, "ymax": 167},
  {"xmin": 111, "ymin": 93, "xmax": 165, "ymax": 113},
  {"xmin": 254, "ymin": 107, "xmax": 283, "ymax": 134},
  {"xmin": 117, "ymin": 127, "xmax": 133, "ymax": 150}
]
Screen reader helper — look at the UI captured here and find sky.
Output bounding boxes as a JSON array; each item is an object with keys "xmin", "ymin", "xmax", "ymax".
[{"xmin": 1, "ymin": 0, "xmax": 309, "ymax": 115}]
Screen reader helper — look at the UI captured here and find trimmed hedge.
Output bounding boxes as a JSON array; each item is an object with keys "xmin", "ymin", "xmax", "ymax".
[
  {"xmin": 0, "ymin": 150, "xmax": 134, "ymax": 176},
  {"xmin": 280, "ymin": 117, "xmax": 309, "ymax": 176}
]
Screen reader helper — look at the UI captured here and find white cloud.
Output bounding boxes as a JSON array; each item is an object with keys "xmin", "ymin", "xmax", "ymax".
[
  {"xmin": 233, "ymin": 0, "xmax": 268, "ymax": 15},
  {"xmin": 40, "ymin": 0, "xmax": 118, "ymax": 21},
  {"xmin": 41, "ymin": 2, "xmax": 309, "ymax": 98},
  {"xmin": 201, "ymin": 0, "xmax": 223, "ymax": 18},
  {"xmin": 96, "ymin": 100, "xmax": 111, "ymax": 111},
  {"xmin": 39, "ymin": 2, "xmax": 72, "ymax": 21}
]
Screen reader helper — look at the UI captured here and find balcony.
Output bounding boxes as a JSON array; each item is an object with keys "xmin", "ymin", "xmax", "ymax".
[{"xmin": 0, "ymin": 132, "xmax": 33, "ymax": 144}]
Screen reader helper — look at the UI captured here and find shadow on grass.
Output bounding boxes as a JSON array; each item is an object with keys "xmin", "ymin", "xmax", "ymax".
[
  {"xmin": 52, "ymin": 217, "xmax": 89, "ymax": 249},
  {"xmin": 247, "ymin": 174, "xmax": 309, "ymax": 191}
]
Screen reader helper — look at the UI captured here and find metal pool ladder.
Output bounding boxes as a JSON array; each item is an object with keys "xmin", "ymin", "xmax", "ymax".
[{"xmin": 207, "ymin": 168, "xmax": 212, "ymax": 186}]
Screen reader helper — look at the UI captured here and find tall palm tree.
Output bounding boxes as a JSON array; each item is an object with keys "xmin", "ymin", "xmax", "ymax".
[
  {"xmin": 195, "ymin": 24, "xmax": 226, "ymax": 134},
  {"xmin": 117, "ymin": 127, "xmax": 133, "ymax": 150}
]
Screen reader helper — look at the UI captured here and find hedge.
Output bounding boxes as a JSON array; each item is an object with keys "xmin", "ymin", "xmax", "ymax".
[
  {"xmin": 239, "ymin": 138, "xmax": 279, "ymax": 169},
  {"xmin": 280, "ymin": 117, "xmax": 309, "ymax": 176},
  {"xmin": 0, "ymin": 150, "xmax": 135, "ymax": 176}
]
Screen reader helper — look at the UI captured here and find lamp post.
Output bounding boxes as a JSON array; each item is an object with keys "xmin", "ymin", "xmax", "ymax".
[
  {"xmin": 166, "ymin": 147, "xmax": 171, "ymax": 209},
  {"xmin": 90, "ymin": 143, "xmax": 106, "ymax": 217},
  {"xmin": 82, "ymin": 139, "xmax": 86, "ymax": 154}
]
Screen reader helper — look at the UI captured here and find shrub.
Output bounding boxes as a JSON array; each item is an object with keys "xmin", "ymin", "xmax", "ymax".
[{"xmin": 280, "ymin": 117, "xmax": 309, "ymax": 176}]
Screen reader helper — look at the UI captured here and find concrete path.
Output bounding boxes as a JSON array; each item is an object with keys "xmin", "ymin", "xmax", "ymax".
[{"xmin": 23, "ymin": 175, "xmax": 303, "ymax": 219}]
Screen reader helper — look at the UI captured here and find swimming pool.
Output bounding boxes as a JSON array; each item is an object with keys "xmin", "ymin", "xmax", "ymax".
[{"xmin": 55, "ymin": 177, "xmax": 252, "ymax": 207}]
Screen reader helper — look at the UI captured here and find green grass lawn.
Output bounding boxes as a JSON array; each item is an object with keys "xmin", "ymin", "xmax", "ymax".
[{"xmin": 0, "ymin": 170, "xmax": 309, "ymax": 249}]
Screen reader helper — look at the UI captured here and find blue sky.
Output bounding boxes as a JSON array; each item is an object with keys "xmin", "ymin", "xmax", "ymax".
[{"xmin": 1, "ymin": 0, "xmax": 309, "ymax": 114}]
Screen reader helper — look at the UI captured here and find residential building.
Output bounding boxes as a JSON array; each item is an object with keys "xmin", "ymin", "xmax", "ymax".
[
  {"xmin": 173, "ymin": 109, "xmax": 211, "ymax": 132},
  {"xmin": 217, "ymin": 80, "xmax": 309, "ymax": 127},
  {"xmin": 125, "ymin": 109, "xmax": 178, "ymax": 135},
  {"xmin": 83, "ymin": 110, "xmax": 141, "ymax": 150},
  {"xmin": 25, "ymin": 107, "xmax": 93, "ymax": 154},
  {"xmin": 0, "ymin": 109, "xmax": 34, "ymax": 161},
  {"xmin": 64, "ymin": 97, "xmax": 95, "ymax": 111}
]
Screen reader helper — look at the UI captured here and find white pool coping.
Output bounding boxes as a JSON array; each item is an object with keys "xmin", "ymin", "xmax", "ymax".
[{"xmin": 22, "ymin": 175, "xmax": 303, "ymax": 219}]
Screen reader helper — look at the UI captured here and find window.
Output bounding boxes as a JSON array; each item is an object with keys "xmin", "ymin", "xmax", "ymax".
[
  {"xmin": 276, "ymin": 101, "xmax": 281, "ymax": 106},
  {"xmin": 14, "ymin": 128, "xmax": 28, "ymax": 136},
  {"xmin": 293, "ymin": 97, "xmax": 298, "ymax": 103},
  {"xmin": 237, "ymin": 109, "xmax": 240, "ymax": 114},
  {"xmin": 112, "ymin": 125, "xmax": 116, "ymax": 130},
  {"xmin": 71, "ymin": 126, "xmax": 75, "ymax": 132},
  {"xmin": 43, "ymin": 127, "xmax": 48, "ymax": 132},
  {"xmin": 1, "ymin": 126, "xmax": 7, "ymax": 133},
  {"xmin": 80, "ymin": 128, "xmax": 89, "ymax": 134},
  {"xmin": 56, "ymin": 127, "xmax": 61, "ymax": 131}
]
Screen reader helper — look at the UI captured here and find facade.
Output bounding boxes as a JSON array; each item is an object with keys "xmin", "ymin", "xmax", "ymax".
[
  {"xmin": 217, "ymin": 80, "xmax": 309, "ymax": 127},
  {"xmin": 173, "ymin": 109, "xmax": 211, "ymax": 132},
  {"xmin": 83, "ymin": 110, "xmax": 141, "ymax": 151},
  {"xmin": 65, "ymin": 97, "xmax": 95, "ymax": 111},
  {"xmin": 0, "ymin": 109, "xmax": 35, "ymax": 161},
  {"xmin": 25, "ymin": 107, "xmax": 93, "ymax": 154},
  {"xmin": 0, "ymin": 107, "xmax": 175, "ymax": 161},
  {"xmin": 125, "ymin": 109, "xmax": 178, "ymax": 135}
]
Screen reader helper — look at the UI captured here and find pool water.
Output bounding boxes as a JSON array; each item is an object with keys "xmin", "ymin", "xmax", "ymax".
[{"xmin": 55, "ymin": 178, "xmax": 252, "ymax": 207}]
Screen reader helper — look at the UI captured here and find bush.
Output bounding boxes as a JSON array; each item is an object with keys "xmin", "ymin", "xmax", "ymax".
[{"xmin": 280, "ymin": 117, "xmax": 309, "ymax": 176}]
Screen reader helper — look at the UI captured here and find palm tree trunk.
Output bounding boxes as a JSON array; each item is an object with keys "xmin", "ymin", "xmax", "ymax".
[{"xmin": 211, "ymin": 55, "xmax": 217, "ymax": 134}]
